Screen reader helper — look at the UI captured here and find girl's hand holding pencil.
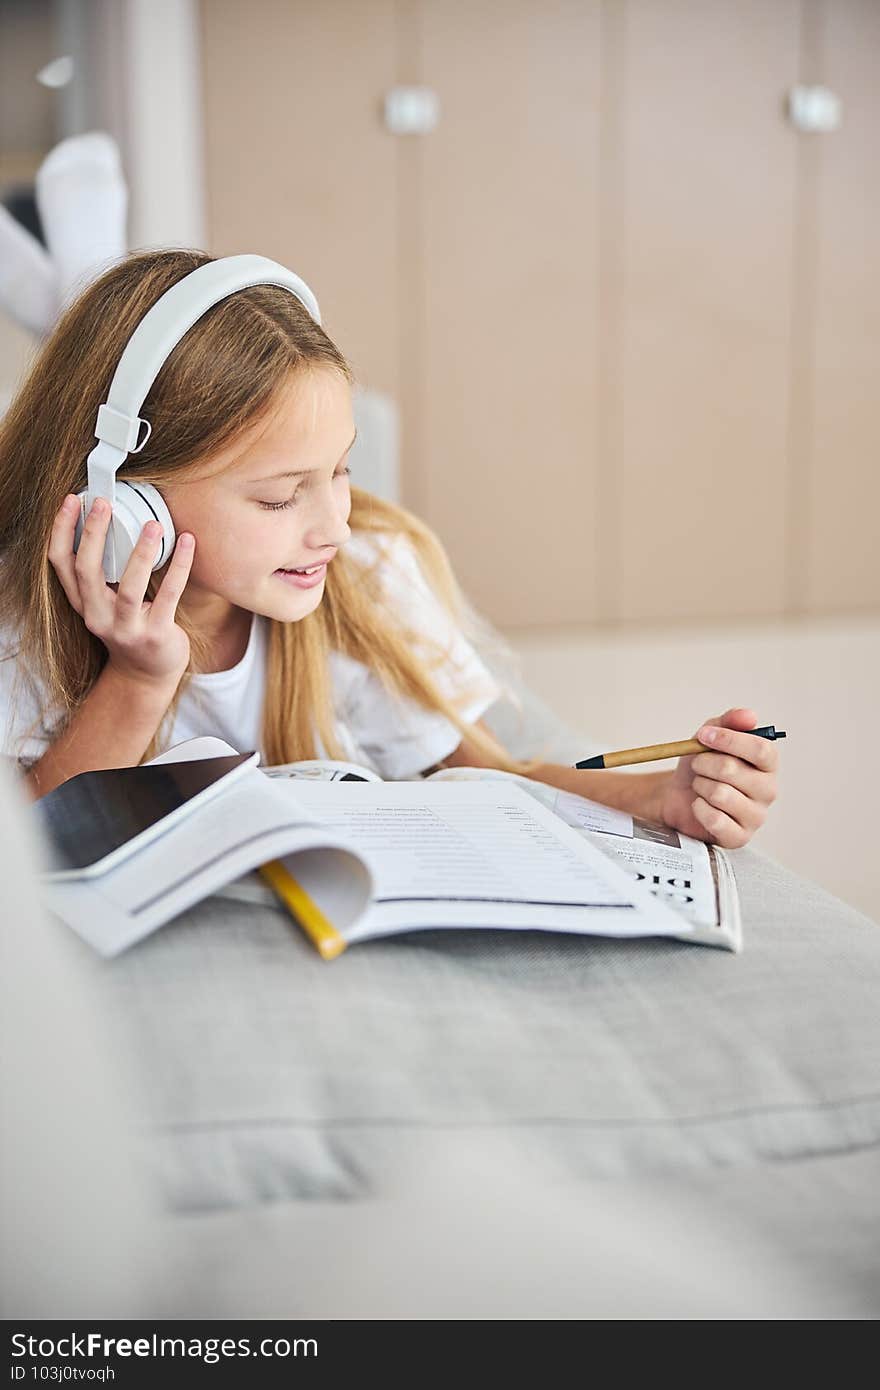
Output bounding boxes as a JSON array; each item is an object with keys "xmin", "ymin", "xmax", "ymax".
[
  {"xmin": 656, "ymin": 707, "xmax": 780, "ymax": 848},
  {"xmin": 575, "ymin": 706, "xmax": 782, "ymax": 848}
]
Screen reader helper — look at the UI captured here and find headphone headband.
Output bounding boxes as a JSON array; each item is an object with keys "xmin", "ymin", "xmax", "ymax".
[{"xmin": 90, "ymin": 253, "xmax": 321, "ymax": 463}]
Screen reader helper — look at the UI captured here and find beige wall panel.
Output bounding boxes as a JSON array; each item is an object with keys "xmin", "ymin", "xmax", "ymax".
[
  {"xmin": 0, "ymin": 1, "xmax": 52, "ymax": 405},
  {"xmin": 610, "ymin": 0, "xmax": 800, "ymax": 624},
  {"xmin": 199, "ymin": 0, "xmax": 400, "ymax": 398},
  {"xmin": 0, "ymin": 0, "xmax": 54, "ymax": 158},
  {"xmin": 417, "ymin": 0, "xmax": 602, "ymax": 627},
  {"xmin": 802, "ymin": 0, "xmax": 880, "ymax": 614}
]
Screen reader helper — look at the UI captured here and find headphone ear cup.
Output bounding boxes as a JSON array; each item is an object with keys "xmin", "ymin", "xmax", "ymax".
[
  {"xmin": 73, "ymin": 482, "xmax": 176, "ymax": 584},
  {"xmin": 117, "ymin": 481, "xmax": 176, "ymax": 576}
]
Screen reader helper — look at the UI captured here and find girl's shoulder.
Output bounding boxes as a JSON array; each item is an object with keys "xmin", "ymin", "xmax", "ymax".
[
  {"xmin": 0, "ymin": 614, "xmax": 46, "ymax": 691},
  {"xmin": 344, "ymin": 528, "xmax": 436, "ymax": 602},
  {"xmin": 0, "ymin": 617, "xmax": 25, "ymax": 666},
  {"xmin": 345, "ymin": 527, "xmax": 414, "ymax": 570},
  {"xmin": 0, "ymin": 620, "xmax": 58, "ymax": 770}
]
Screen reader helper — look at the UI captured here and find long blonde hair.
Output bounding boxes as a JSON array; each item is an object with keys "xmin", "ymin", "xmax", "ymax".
[{"xmin": 0, "ymin": 248, "xmax": 532, "ymax": 775}]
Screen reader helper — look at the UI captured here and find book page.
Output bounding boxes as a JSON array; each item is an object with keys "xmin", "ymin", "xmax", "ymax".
[
  {"xmin": 39, "ymin": 768, "xmax": 373, "ymax": 958},
  {"xmin": 279, "ymin": 781, "xmax": 690, "ymax": 944},
  {"xmin": 519, "ymin": 786, "xmax": 740, "ymax": 951},
  {"xmin": 423, "ymin": 766, "xmax": 740, "ymax": 951},
  {"xmin": 425, "ymin": 765, "xmax": 631, "ymax": 834}
]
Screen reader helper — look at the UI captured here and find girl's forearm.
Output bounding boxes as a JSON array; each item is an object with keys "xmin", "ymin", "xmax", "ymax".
[
  {"xmin": 522, "ymin": 761, "xmax": 670, "ymax": 823},
  {"xmin": 21, "ymin": 663, "xmax": 177, "ymax": 801}
]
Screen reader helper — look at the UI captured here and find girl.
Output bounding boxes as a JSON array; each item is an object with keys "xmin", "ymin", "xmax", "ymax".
[{"xmin": 0, "ymin": 249, "xmax": 777, "ymax": 847}]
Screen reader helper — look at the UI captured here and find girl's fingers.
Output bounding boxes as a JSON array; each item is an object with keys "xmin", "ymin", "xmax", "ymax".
[
  {"xmin": 691, "ymin": 796, "xmax": 754, "ymax": 849},
  {"xmin": 696, "ymin": 721, "xmax": 778, "ymax": 773},
  {"xmin": 147, "ymin": 533, "xmax": 196, "ymax": 624},
  {"xmin": 71, "ymin": 496, "xmax": 116, "ymax": 624},
  {"xmin": 113, "ymin": 520, "xmax": 166, "ymax": 620},
  {"xmin": 47, "ymin": 495, "xmax": 85, "ymax": 613},
  {"xmin": 689, "ymin": 751, "xmax": 776, "ymax": 805},
  {"xmin": 690, "ymin": 774, "xmax": 764, "ymax": 831}
]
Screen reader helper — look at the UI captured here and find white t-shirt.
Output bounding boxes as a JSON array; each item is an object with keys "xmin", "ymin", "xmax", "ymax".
[{"xmin": 0, "ymin": 532, "xmax": 502, "ymax": 780}]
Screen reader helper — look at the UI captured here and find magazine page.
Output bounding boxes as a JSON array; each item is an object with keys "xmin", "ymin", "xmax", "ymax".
[
  {"xmin": 583, "ymin": 820, "xmax": 741, "ymax": 952},
  {"xmin": 220, "ymin": 780, "xmax": 693, "ymax": 944},
  {"xmin": 39, "ymin": 759, "xmax": 374, "ymax": 959},
  {"xmin": 261, "ymin": 758, "xmax": 383, "ymax": 783},
  {"xmin": 147, "ymin": 736, "xmax": 246, "ymax": 764},
  {"xmin": 425, "ymin": 766, "xmax": 741, "ymax": 951}
]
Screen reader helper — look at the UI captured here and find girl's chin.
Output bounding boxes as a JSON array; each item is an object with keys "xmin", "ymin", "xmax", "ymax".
[{"xmin": 261, "ymin": 573, "xmax": 326, "ymax": 613}]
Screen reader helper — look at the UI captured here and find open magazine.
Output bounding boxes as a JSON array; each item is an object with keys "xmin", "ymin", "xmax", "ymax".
[
  {"xmin": 34, "ymin": 737, "xmax": 739, "ymax": 958},
  {"xmin": 221, "ymin": 756, "xmax": 741, "ymax": 953}
]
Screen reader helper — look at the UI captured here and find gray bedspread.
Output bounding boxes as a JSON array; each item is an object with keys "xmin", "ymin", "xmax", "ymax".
[{"xmin": 103, "ymin": 839, "xmax": 880, "ymax": 1195}]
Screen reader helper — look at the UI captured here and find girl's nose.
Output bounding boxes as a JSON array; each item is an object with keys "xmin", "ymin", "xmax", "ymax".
[
  {"xmin": 304, "ymin": 494, "xmax": 352, "ymax": 550},
  {"xmin": 327, "ymin": 515, "xmax": 352, "ymax": 547}
]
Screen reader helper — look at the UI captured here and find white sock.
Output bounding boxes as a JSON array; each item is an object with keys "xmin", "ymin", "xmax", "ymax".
[
  {"xmin": 0, "ymin": 202, "xmax": 58, "ymax": 336},
  {"xmin": 35, "ymin": 131, "xmax": 128, "ymax": 309}
]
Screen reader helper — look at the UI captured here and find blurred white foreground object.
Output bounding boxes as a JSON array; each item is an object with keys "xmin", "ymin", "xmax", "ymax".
[
  {"xmin": 0, "ymin": 202, "xmax": 57, "ymax": 336},
  {"xmin": 0, "ymin": 759, "xmax": 161, "ymax": 1317},
  {"xmin": 35, "ymin": 131, "xmax": 128, "ymax": 309}
]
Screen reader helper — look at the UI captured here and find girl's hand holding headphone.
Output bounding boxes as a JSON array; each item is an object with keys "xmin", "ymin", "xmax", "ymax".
[{"xmin": 49, "ymin": 493, "xmax": 196, "ymax": 689}]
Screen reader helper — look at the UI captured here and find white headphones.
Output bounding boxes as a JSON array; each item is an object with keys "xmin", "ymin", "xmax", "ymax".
[{"xmin": 73, "ymin": 254, "xmax": 322, "ymax": 583}]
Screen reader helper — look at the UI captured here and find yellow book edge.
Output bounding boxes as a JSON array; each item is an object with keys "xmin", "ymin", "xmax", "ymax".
[{"xmin": 257, "ymin": 860, "xmax": 348, "ymax": 961}]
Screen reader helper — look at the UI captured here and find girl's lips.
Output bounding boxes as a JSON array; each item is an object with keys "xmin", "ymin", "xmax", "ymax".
[{"xmin": 274, "ymin": 564, "xmax": 327, "ymax": 590}]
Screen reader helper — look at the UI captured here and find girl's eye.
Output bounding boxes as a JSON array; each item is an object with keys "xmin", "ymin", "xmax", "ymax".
[
  {"xmin": 259, "ymin": 465, "xmax": 351, "ymax": 512},
  {"xmin": 259, "ymin": 494, "xmax": 299, "ymax": 512}
]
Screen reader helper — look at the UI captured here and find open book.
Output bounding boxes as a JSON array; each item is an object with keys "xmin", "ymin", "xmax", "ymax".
[
  {"xmin": 226, "ymin": 755, "xmax": 741, "ymax": 954},
  {"xmin": 35, "ymin": 737, "xmax": 740, "ymax": 959}
]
